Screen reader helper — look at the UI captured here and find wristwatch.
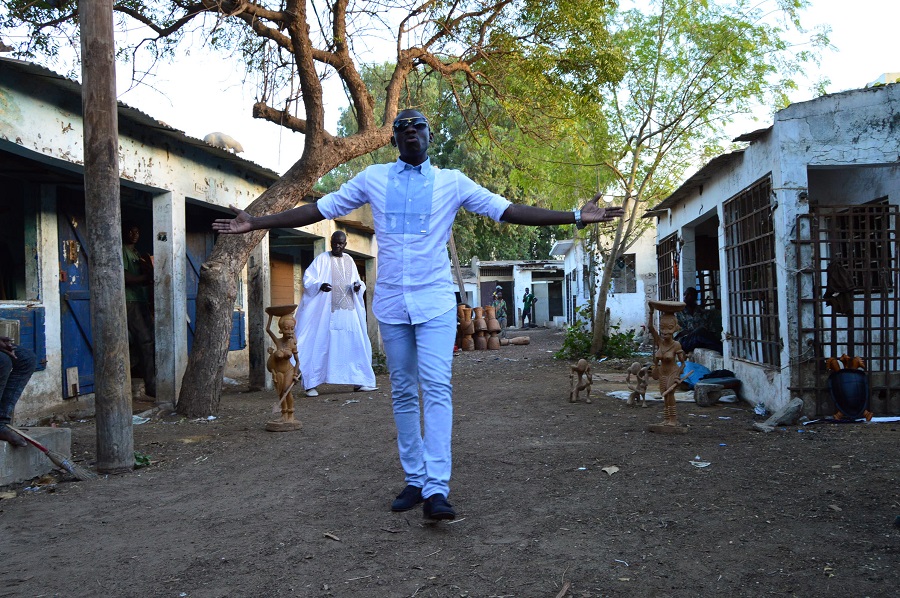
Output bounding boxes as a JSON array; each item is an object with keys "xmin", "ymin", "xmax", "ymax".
[{"xmin": 573, "ymin": 208, "xmax": 586, "ymax": 230}]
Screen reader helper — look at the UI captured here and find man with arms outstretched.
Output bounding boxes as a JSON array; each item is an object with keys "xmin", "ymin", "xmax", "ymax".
[{"xmin": 214, "ymin": 110, "xmax": 623, "ymax": 520}]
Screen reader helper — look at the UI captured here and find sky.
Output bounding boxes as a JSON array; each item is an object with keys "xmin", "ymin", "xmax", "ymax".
[{"xmin": 108, "ymin": 0, "xmax": 898, "ymax": 175}]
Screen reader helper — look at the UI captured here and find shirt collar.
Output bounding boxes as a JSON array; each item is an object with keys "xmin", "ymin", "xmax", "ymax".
[{"xmin": 394, "ymin": 157, "xmax": 432, "ymax": 175}]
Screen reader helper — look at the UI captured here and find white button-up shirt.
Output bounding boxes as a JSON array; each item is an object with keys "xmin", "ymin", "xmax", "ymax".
[{"xmin": 316, "ymin": 158, "xmax": 511, "ymax": 324}]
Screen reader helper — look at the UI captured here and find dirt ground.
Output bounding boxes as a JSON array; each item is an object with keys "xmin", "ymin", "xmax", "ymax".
[{"xmin": 1, "ymin": 328, "xmax": 898, "ymax": 597}]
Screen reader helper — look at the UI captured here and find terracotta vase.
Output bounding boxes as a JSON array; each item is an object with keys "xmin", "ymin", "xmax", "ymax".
[
  {"xmin": 474, "ymin": 332, "xmax": 487, "ymax": 350},
  {"xmin": 484, "ymin": 305, "xmax": 501, "ymax": 349},
  {"xmin": 459, "ymin": 306, "xmax": 475, "ymax": 351}
]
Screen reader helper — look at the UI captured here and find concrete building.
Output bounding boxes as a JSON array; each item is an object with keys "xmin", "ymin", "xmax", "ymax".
[
  {"xmin": 0, "ymin": 58, "xmax": 376, "ymax": 423},
  {"xmin": 549, "ymin": 229, "xmax": 658, "ymax": 334},
  {"xmin": 647, "ymin": 80, "xmax": 900, "ymax": 416},
  {"xmin": 470, "ymin": 258, "xmax": 565, "ymax": 327}
]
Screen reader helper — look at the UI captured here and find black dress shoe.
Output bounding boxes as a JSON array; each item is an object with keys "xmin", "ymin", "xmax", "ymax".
[
  {"xmin": 391, "ymin": 485, "xmax": 423, "ymax": 512},
  {"xmin": 423, "ymin": 493, "xmax": 456, "ymax": 520}
]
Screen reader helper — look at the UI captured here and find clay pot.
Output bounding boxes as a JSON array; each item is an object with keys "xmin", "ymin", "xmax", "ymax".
[
  {"xmin": 265, "ymin": 304, "xmax": 298, "ymax": 317},
  {"xmin": 461, "ymin": 337, "xmax": 475, "ymax": 351},
  {"xmin": 474, "ymin": 332, "xmax": 487, "ymax": 350},
  {"xmin": 487, "ymin": 336, "xmax": 500, "ymax": 350}
]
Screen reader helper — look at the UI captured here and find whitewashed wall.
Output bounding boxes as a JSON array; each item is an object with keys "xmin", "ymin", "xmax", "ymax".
[
  {"xmin": 654, "ymin": 83, "xmax": 900, "ymax": 411},
  {"xmin": 1, "ymin": 61, "xmax": 377, "ymax": 421}
]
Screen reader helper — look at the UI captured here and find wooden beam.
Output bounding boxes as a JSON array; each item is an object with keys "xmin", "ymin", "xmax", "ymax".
[{"xmin": 81, "ymin": 0, "xmax": 134, "ymax": 473}]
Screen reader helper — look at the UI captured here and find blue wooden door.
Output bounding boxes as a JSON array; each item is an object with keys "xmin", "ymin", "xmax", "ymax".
[
  {"xmin": 57, "ymin": 207, "xmax": 94, "ymax": 397},
  {"xmin": 185, "ymin": 231, "xmax": 213, "ymax": 353},
  {"xmin": 185, "ymin": 231, "xmax": 245, "ymax": 353}
]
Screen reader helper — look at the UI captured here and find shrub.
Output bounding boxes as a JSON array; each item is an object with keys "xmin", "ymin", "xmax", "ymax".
[
  {"xmin": 554, "ymin": 306, "xmax": 593, "ymax": 360},
  {"xmin": 603, "ymin": 325, "xmax": 638, "ymax": 359},
  {"xmin": 554, "ymin": 307, "xmax": 638, "ymax": 360}
]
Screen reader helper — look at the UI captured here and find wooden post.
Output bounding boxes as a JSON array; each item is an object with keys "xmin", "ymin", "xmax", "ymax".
[
  {"xmin": 81, "ymin": 0, "xmax": 134, "ymax": 473},
  {"xmin": 448, "ymin": 231, "xmax": 467, "ymax": 303},
  {"xmin": 247, "ymin": 245, "xmax": 268, "ymax": 391}
]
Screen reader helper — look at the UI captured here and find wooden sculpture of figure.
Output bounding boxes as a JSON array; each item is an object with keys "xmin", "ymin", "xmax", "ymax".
[
  {"xmin": 569, "ymin": 358, "xmax": 593, "ymax": 403},
  {"xmin": 647, "ymin": 301, "xmax": 688, "ymax": 433},
  {"xmin": 265, "ymin": 305, "xmax": 302, "ymax": 432},
  {"xmin": 625, "ymin": 361, "xmax": 651, "ymax": 408}
]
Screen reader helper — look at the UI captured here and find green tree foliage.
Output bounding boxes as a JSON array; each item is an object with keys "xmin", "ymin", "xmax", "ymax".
[
  {"xmin": 579, "ymin": 0, "xmax": 828, "ymax": 354},
  {"xmin": 316, "ymin": 62, "xmax": 579, "ymax": 263}
]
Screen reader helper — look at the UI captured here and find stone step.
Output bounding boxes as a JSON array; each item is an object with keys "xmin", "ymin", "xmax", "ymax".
[{"xmin": 0, "ymin": 427, "xmax": 73, "ymax": 486}]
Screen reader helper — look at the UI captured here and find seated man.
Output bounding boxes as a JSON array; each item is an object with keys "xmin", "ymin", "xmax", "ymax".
[
  {"xmin": 0, "ymin": 334, "xmax": 38, "ymax": 447},
  {"xmin": 675, "ymin": 287, "xmax": 723, "ymax": 354}
]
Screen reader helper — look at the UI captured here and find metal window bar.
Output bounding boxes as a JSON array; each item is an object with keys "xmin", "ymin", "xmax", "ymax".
[
  {"xmin": 793, "ymin": 202, "xmax": 900, "ymax": 415},
  {"xmin": 723, "ymin": 176, "xmax": 781, "ymax": 367},
  {"xmin": 656, "ymin": 233, "xmax": 679, "ymax": 301},
  {"xmin": 695, "ymin": 270, "xmax": 721, "ymax": 309}
]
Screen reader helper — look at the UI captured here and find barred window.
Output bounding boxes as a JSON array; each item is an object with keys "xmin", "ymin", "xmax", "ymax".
[
  {"xmin": 656, "ymin": 233, "xmax": 679, "ymax": 301},
  {"xmin": 820, "ymin": 199, "xmax": 893, "ymax": 294},
  {"xmin": 610, "ymin": 253, "xmax": 637, "ymax": 294},
  {"xmin": 723, "ymin": 175, "xmax": 781, "ymax": 367}
]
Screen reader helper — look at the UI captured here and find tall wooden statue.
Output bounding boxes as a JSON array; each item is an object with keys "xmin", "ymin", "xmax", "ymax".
[
  {"xmin": 647, "ymin": 300, "xmax": 688, "ymax": 434},
  {"xmin": 265, "ymin": 304, "xmax": 302, "ymax": 432}
]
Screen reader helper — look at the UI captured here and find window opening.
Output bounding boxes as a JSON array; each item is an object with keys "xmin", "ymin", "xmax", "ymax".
[{"xmin": 723, "ymin": 175, "xmax": 780, "ymax": 367}]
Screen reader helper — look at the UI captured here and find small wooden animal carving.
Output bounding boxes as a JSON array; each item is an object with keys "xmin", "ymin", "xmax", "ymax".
[{"xmin": 569, "ymin": 359, "xmax": 593, "ymax": 403}]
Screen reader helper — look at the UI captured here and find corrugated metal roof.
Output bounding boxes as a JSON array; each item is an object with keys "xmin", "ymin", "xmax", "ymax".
[
  {"xmin": 0, "ymin": 57, "xmax": 281, "ymax": 183},
  {"xmin": 644, "ymin": 149, "xmax": 745, "ymax": 217},
  {"xmin": 549, "ymin": 239, "xmax": 574, "ymax": 256},
  {"xmin": 732, "ymin": 126, "xmax": 772, "ymax": 143}
]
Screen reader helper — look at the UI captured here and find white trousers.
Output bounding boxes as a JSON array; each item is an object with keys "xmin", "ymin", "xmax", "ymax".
[{"xmin": 379, "ymin": 308, "xmax": 456, "ymax": 498}]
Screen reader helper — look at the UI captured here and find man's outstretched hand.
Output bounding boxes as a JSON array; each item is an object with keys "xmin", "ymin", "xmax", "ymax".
[
  {"xmin": 212, "ymin": 205, "xmax": 254, "ymax": 235},
  {"xmin": 581, "ymin": 193, "xmax": 625, "ymax": 224}
]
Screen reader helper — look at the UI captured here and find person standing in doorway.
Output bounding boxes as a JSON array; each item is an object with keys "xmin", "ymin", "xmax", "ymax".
[
  {"xmin": 522, "ymin": 287, "xmax": 537, "ymax": 328},
  {"xmin": 123, "ymin": 221, "xmax": 156, "ymax": 399},
  {"xmin": 492, "ymin": 289, "xmax": 508, "ymax": 334},
  {"xmin": 213, "ymin": 109, "xmax": 624, "ymax": 520},
  {"xmin": 297, "ymin": 231, "xmax": 377, "ymax": 397}
]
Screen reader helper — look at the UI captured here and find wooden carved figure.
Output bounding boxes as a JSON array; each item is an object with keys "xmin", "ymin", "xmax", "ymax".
[
  {"xmin": 569, "ymin": 358, "xmax": 593, "ymax": 403},
  {"xmin": 647, "ymin": 300, "xmax": 688, "ymax": 433},
  {"xmin": 625, "ymin": 361, "xmax": 651, "ymax": 408},
  {"xmin": 265, "ymin": 305, "xmax": 302, "ymax": 432}
]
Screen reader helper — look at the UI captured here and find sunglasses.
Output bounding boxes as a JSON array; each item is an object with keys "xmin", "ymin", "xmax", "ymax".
[{"xmin": 392, "ymin": 116, "xmax": 429, "ymax": 131}]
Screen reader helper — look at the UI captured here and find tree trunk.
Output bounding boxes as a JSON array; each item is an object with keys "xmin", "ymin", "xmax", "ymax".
[
  {"xmin": 176, "ymin": 249, "xmax": 244, "ymax": 417},
  {"xmin": 590, "ymin": 256, "xmax": 617, "ymax": 356},
  {"xmin": 176, "ymin": 176, "xmax": 312, "ymax": 416},
  {"xmin": 590, "ymin": 195, "xmax": 636, "ymax": 356},
  {"xmin": 81, "ymin": 0, "xmax": 134, "ymax": 473}
]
